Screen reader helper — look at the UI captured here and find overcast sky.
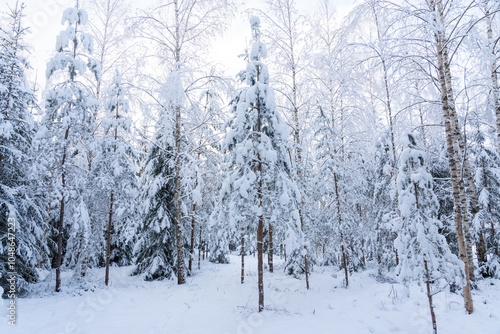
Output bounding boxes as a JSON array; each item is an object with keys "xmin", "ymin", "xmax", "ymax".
[{"xmin": 1, "ymin": 0, "xmax": 356, "ymax": 92}]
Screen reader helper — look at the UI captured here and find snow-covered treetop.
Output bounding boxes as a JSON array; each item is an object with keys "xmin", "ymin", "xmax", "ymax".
[
  {"xmin": 249, "ymin": 16, "xmax": 267, "ymax": 61},
  {"xmin": 250, "ymin": 15, "xmax": 260, "ymax": 28},
  {"xmin": 62, "ymin": 7, "xmax": 88, "ymax": 26},
  {"xmin": 46, "ymin": 4, "xmax": 100, "ymax": 81},
  {"xmin": 101, "ymin": 70, "xmax": 132, "ymax": 134}
]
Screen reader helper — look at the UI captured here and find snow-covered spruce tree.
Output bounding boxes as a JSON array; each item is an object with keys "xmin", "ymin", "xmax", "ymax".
[
  {"xmin": 218, "ymin": 16, "xmax": 301, "ymax": 312},
  {"xmin": 92, "ymin": 70, "xmax": 138, "ymax": 285},
  {"xmin": 312, "ymin": 107, "xmax": 365, "ymax": 287},
  {"xmin": 372, "ymin": 132, "xmax": 399, "ymax": 274},
  {"xmin": 0, "ymin": 2, "xmax": 47, "ymax": 297},
  {"xmin": 36, "ymin": 3, "xmax": 100, "ymax": 292},
  {"xmin": 471, "ymin": 129, "xmax": 500, "ymax": 278},
  {"xmin": 191, "ymin": 83, "xmax": 226, "ymax": 271},
  {"xmin": 394, "ymin": 133, "xmax": 463, "ymax": 334},
  {"xmin": 132, "ymin": 71, "xmax": 182, "ymax": 281}
]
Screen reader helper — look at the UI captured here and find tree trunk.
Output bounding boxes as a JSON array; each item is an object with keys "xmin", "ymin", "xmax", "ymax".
[
  {"xmin": 492, "ymin": 221, "xmax": 499, "ymax": 257},
  {"xmin": 174, "ymin": 105, "xmax": 185, "ymax": 285},
  {"xmin": 105, "ymin": 192, "xmax": 114, "ymax": 286},
  {"xmin": 341, "ymin": 242, "xmax": 348, "ymax": 287},
  {"xmin": 56, "ymin": 126, "xmax": 70, "ymax": 292},
  {"xmin": 373, "ymin": 6, "xmax": 398, "ymax": 205},
  {"xmin": 257, "ymin": 66, "xmax": 264, "ymax": 312},
  {"xmin": 268, "ymin": 223, "xmax": 273, "ymax": 273},
  {"xmin": 483, "ymin": 1, "xmax": 500, "ymax": 154},
  {"xmin": 437, "ymin": 1, "xmax": 476, "ymax": 282},
  {"xmin": 334, "ymin": 172, "xmax": 348, "ymax": 287},
  {"xmin": 432, "ymin": 2, "xmax": 473, "ymax": 311},
  {"xmin": 189, "ymin": 202, "xmax": 196, "ymax": 274},
  {"xmin": 241, "ymin": 228, "xmax": 245, "ymax": 284},
  {"xmin": 172, "ymin": 0, "xmax": 185, "ymax": 286},
  {"xmin": 424, "ymin": 258, "xmax": 438, "ymax": 334},
  {"xmin": 302, "ymin": 210, "xmax": 310, "ymax": 290},
  {"xmin": 287, "ymin": 13, "xmax": 309, "ymax": 290},
  {"xmin": 485, "ymin": 1, "xmax": 500, "ymax": 259},
  {"xmin": 105, "ymin": 106, "xmax": 119, "ymax": 286},
  {"xmin": 198, "ymin": 221, "xmax": 202, "ymax": 269}
]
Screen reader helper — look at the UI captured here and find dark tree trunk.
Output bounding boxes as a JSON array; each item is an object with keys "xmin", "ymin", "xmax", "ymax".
[
  {"xmin": 105, "ymin": 109, "xmax": 118, "ymax": 286},
  {"xmin": 425, "ymin": 258, "xmax": 438, "ymax": 334},
  {"xmin": 198, "ymin": 221, "xmax": 202, "ymax": 269},
  {"xmin": 241, "ymin": 228, "xmax": 245, "ymax": 284},
  {"xmin": 189, "ymin": 203, "xmax": 196, "ymax": 274},
  {"xmin": 257, "ymin": 212, "xmax": 264, "ymax": 312},
  {"xmin": 56, "ymin": 126, "xmax": 70, "ymax": 292},
  {"xmin": 105, "ymin": 192, "xmax": 114, "ymax": 286},
  {"xmin": 268, "ymin": 223, "xmax": 273, "ymax": 273},
  {"xmin": 256, "ymin": 65, "xmax": 264, "ymax": 312}
]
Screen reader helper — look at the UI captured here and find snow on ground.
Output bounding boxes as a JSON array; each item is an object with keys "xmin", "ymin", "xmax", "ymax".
[{"xmin": 1, "ymin": 254, "xmax": 499, "ymax": 334}]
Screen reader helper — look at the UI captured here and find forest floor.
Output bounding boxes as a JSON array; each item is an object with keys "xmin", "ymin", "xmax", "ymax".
[{"xmin": 1, "ymin": 254, "xmax": 499, "ymax": 334}]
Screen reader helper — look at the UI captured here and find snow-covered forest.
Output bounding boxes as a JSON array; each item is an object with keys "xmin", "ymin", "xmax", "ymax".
[{"xmin": 1, "ymin": 0, "xmax": 500, "ymax": 333}]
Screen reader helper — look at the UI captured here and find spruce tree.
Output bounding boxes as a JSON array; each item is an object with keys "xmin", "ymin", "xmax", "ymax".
[
  {"xmin": 132, "ymin": 72, "xmax": 181, "ymax": 281},
  {"xmin": 471, "ymin": 130, "xmax": 500, "ymax": 278},
  {"xmin": 36, "ymin": 3, "xmax": 100, "ymax": 291},
  {"xmin": 0, "ymin": 2, "xmax": 47, "ymax": 296},
  {"xmin": 218, "ymin": 16, "xmax": 302, "ymax": 311},
  {"xmin": 372, "ymin": 132, "xmax": 398, "ymax": 273},
  {"xmin": 394, "ymin": 133, "xmax": 463, "ymax": 334},
  {"xmin": 93, "ymin": 70, "xmax": 138, "ymax": 284}
]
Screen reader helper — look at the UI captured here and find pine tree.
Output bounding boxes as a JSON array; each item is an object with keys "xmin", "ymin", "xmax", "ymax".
[
  {"xmin": 219, "ymin": 16, "xmax": 302, "ymax": 312},
  {"xmin": 0, "ymin": 2, "xmax": 47, "ymax": 296},
  {"xmin": 36, "ymin": 3, "xmax": 100, "ymax": 291},
  {"xmin": 394, "ymin": 133, "xmax": 464, "ymax": 334}
]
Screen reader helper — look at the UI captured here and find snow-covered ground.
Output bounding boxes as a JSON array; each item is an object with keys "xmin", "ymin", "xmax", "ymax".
[{"xmin": 1, "ymin": 255, "xmax": 499, "ymax": 334}]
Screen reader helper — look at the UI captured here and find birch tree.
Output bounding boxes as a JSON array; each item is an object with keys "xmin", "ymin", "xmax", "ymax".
[{"xmin": 131, "ymin": 0, "xmax": 229, "ymax": 285}]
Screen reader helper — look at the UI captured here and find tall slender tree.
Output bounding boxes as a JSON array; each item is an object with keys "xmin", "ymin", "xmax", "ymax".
[
  {"xmin": 93, "ymin": 70, "xmax": 138, "ymax": 285},
  {"xmin": 0, "ymin": 2, "xmax": 47, "ymax": 296},
  {"xmin": 220, "ymin": 16, "xmax": 301, "ymax": 312},
  {"xmin": 394, "ymin": 132, "xmax": 463, "ymax": 334},
  {"xmin": 37, "ymin": 2, "xmax": 100, "ymax": 291},
  {"xmin": 133, "ymin": 71, "xmax": 181, "ymax": 281}
]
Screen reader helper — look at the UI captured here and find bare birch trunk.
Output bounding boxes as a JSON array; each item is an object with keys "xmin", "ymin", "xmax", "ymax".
[
  {"xmin": 483, "ymin": 1, "xmax": 500, "ymax": 153},
  {"xmin": 435, "ymin": 1, "xmax": 476, "ymax": 282},
  {"xmin": 173, "ymin": 0, "xmax": 185, "ymax": 285},
  {"xmin": 174, "ymin": 103, "xmax": 185, "ymax": 284},
  {"xmin": 432, "ymin": 3, "xmax": 473, "ymax": 311},
  {"xmin": 257, "ymin": 66, "xmax": 264, "ymax": 312}
]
